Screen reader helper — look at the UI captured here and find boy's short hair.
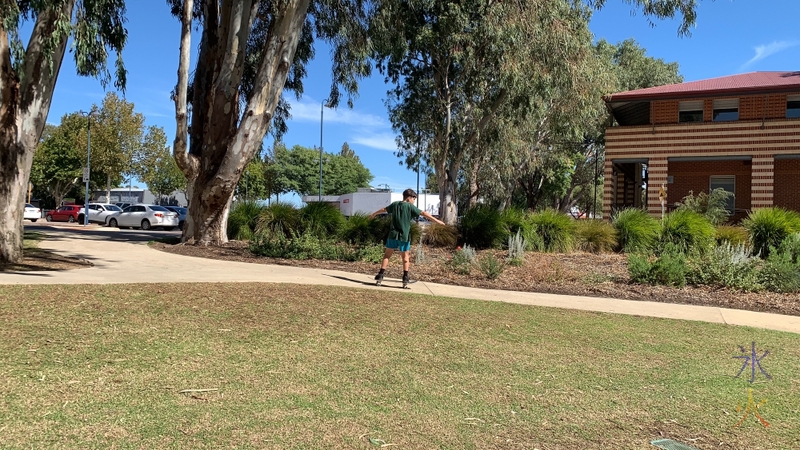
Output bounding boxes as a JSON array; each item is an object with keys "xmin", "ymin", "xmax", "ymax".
[{"xmin": 403, "ymin": 188, "xmax": 418, "ymax": 199}]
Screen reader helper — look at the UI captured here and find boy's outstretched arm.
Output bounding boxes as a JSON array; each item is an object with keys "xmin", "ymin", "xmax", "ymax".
[
  {"xmin": 421, "ymin": 211, "xmax": 445, "ymax": 225},
  {"xmin": 368, "ymin": 208, "xmax": 387, "ymax": 219}
]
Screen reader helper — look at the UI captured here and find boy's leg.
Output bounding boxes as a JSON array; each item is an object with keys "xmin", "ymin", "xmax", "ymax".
[
  {"xmin": 375, "ymin": 247, "xmax": 394, "ymax": 282},
  {"xmin": 400, "ymin": 250, "xmax": 411, "ymax": 287}
]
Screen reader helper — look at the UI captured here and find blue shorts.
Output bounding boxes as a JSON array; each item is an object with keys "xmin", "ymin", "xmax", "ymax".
[{"xmin": 386, "ymin": 239, "xmax": 411, "ymax": 252}]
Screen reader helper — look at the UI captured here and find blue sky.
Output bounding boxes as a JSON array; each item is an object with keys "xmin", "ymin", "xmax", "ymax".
[{"xmin": 45, "ymin": 0, "xmax": 800, "ymax": 203}]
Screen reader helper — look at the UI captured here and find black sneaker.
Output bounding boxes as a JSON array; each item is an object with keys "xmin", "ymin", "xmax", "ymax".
[
  {"xmin": 402, "ymin": 274, "xmax": 410, "ymax": 288},
  {"xmin": 374, "ymin": 272, "xmax": 385, "ymax": 281}
]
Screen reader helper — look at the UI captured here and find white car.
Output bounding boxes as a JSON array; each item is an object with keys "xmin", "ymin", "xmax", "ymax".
[
  {"xmin": 23, "ymin": 203, "xmax": 41, "ymax": 222},
  {"xmin": 106, "ymin": 204, "xmax": 179, "ymax": 231},
  {"xmin": 86, "ymin": 203, "xmax": 122, "ymax": 224}
]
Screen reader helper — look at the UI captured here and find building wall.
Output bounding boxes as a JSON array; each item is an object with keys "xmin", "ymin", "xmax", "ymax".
[
  {"xmin": 774, "ymin": 158, "xmax": 800, "ymax": 211},
  {"xmin": 669, "ymin": 160, "xmax": 752, "ymax": 222},
  {"xmin": 650, "ymin": 93, "xmax": 795, "ymax": 124},
  {"xmin": 603, "ymin": 116, "xmax": 800, "ymax": 219}
]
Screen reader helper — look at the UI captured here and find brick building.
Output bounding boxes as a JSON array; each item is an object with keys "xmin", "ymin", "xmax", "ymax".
[{"xmin": 603, "ymin": 71, "xmax": 800, "ymax": 222}]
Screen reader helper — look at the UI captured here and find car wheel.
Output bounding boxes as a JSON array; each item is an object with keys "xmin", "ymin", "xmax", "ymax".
[
  {"xmin": 163, "ymin": 227, "xmax": 175, "ymax": 232},
  {"xmin": 30, "ymin": 219, "xmax": 37, "ymax": 223},
  {"xmin": 141, "ymin": 219, "xmax": 151, "ymax": 230},
  {"xmin": 68, "ymin": 215, "xmax": 75, "ymax": 223},
  {"xmin": 77, "ymin": 215, "xmax": 84, "ymax": 223},
  {"xmin": 109, "ymin": 218, "xmax": 118, "ymax": 228},
  {"xmin": 46, "ymin": 215, "xmax": 53, "ymax": 222}
]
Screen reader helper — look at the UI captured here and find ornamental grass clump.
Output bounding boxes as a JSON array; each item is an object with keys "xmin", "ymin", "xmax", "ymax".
[
  {"xmin": 575, "ymin": 219, "xmax": 617, "ymax": 253},
  {"xmin": 742, "ymin": 207, "xmax": 800, "ymax": 258},
  {"xmin": 299, "ymin": 202, "xmax": 345, "ymax": 238},
  {"xmin": 715, "ymin": 225, "xmax": 749, "ymax": 247},
  {"xmin": 227, "ymin": 200, "xmax": 263, "ymax": 240},
  {"xmin": 611, "ymin": 208, "xmax": 659, "ymax": 253},
  {"xmin": 658, "ymin": 209, "xmax": 715, "ymax": 255},
  {"xmin": 255, "ymin": 202, "xmax": 301, "ymax": 238},
  {"xmin": 459, "ymin": 204, "xmax": 504, "ymax": 249},
  {"xmin": 528, "ymin": 209, "xmax": 575, "ymax": 253},
  {"xmin": 421, "ymin": 223, "xmax": 458, "ymax": 248},
  {"xmin": 340, "ymin": 213, "xmax": 380, "ymax": 245}
]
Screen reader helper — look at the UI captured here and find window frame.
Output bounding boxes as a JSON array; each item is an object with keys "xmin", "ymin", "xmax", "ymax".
[
  {"xmin": 709, "ymin": 175, "xmax": 736, "ymax": 215},
  {"xmin": 678, "ymin": 100, "xmax": 704, "ymax": 123},
  {"xmin": 712, "ymin": 98, "xmax": 739, "ymax": 122},
  {"xmin": 787, "ymin": 94, "xmax": 800, "ymax": 119}
]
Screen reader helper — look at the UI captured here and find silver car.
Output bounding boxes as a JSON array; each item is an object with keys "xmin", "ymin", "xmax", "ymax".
[
  {"xmin": 87, "ymin": 203, "xmax": 122, "ymax": 224},
  {"xmin": 106, "ymin": 204, "xmax": 179, "ymax": 231}
]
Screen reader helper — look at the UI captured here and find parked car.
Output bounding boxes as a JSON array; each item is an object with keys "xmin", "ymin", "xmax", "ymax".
[
  {"xmin": 45, "ymin": 205, "xmax": 84, "ymax": 223},
  {"xmin": 87, "ymin": 203, "xmax": 122, "ymax": 224},
  {"xmin": 115, "ymin": 202, "xmax": 131, "ymax": 210},
  {"xmin": 105, "ymin": 204, "xmax": 179, "ymax": 231},
  {"xmin": 24, "ymin": 203, "xmax": 42, "ymax": 222},
  {"xmin": 164, "ymin": 206, "xmax": 187, "ymax": 230}
]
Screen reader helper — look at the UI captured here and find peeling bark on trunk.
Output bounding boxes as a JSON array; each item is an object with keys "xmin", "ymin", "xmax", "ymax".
[
  {"xmin": 173, "ymin": 0, "xmax": 311, "ymax": 246},
  {"xmin": 0, "ymin": 1, "xmax": 76, "ymax": 263}
]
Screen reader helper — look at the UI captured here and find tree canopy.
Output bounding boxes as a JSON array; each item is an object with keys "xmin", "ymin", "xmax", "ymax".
[{"xmin": 272, "ymin": 143, "xmax": 373, "ymax": 197}]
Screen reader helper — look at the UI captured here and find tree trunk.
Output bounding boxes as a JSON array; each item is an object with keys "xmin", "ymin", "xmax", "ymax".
[
  {"xmin": 173, "ymin": 0, "xmax": 311, "ymax": 245},
  {"xmin": 0, "ymin": 1, "xmax": 76, "ymax": 263}
]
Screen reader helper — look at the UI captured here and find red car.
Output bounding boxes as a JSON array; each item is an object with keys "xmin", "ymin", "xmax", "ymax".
[{"xmin": 46, "ymin": 205, "xmax": 85, "ymax": 223}]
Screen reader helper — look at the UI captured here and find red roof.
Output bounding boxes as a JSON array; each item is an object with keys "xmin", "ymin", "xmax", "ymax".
[{"xmin": 605, "ymin": 71, "xmax": 800, "ymax": 102}]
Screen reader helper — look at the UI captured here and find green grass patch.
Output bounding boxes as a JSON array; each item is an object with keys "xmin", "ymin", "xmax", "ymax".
[{"xmin": 0, "ymin": 283, "xmax": 797, "ymax": 448}]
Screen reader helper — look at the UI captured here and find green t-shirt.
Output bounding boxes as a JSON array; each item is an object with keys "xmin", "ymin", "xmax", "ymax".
[{"xmin": 385, "ymin": 201, "xmax": 421, "ymax": 242}]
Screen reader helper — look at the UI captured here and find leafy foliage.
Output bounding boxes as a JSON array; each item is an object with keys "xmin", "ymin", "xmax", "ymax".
[
  {"xmin": 742, "ymin": 207, "xmax": 800, "ymax": 258},
  {"xmin": 611, "ymin": 208, "xmax": 659, "ymax": 253},
  {"xmin": 528, "ymin": 209, "xmax": 576, "ymax": 253},
  {"xmin": 628, "ymin": 243, "xmax": 687, "ymax": 287},
  {"xmin": 227, "ymin": 201, "xmax": 264, "ymax": 241},
  {"xmin": 449, "ymin": 245, "xmax": 477, "ymax": 275},
  {"xmin": 575, "ymin": 219, "xmax": 617, "ymax": 253},
  {"xmin": 658, "ymin": 210, "xmax": 715, "ymax": 255},
  {"xmin": 271, "ymin": 144, "xmax": 373, "ymax": 197},
  {"xmin": 674, "ymin": 188, "xmax": 733, "ymax": 226},
  {"xmin": 686, "ymin": 243, "xmax": 763, "ymax": 292},
  {"xmin": 30, "ymin": 116, "xmax": 86, "ymax": 207},
  {"xmin": 459, "ymin": 204, "xmax": 504, "ymax": 249},
  {"xmin": 340, "ymin": 213, "xmax": 380, "ymax": 245}
]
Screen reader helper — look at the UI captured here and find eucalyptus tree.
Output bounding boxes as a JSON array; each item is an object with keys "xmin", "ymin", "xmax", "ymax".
[
  {"xmin": 374, "ymin": 0, "xmax": 698, "ymax": 224},
  {"xmin": 0, "ymin": 0, "xmax": 127, "ymax": 263},
  {"xmin": 169, "ymin": 0, "xmax": 371, "ymax": 244}
]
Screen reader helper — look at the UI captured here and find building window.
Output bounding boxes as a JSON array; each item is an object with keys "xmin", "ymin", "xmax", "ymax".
[
  {"xmin": 713, "ymin": 98, "xmax": 739, "ymax": 121},
  {"xmin": 679, "ymin": 100, "xmax": 704, "ymax": 123},
  {"xmin": 788, "ymin": 95, "xmax": 800, "ymax": 118},
  {"xmin": 710, "ymin": 175, "xmax": 735, "ymax": 214}
]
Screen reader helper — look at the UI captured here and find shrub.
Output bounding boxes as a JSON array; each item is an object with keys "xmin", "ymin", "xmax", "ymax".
[
  {"xmin": 499, "ymin": 208, "xmax": 530, "ymax": 243},
  {"xmin": 356, "ymin": 243, "xmax": 386, "ymax": 264},
  {"xmin": 459, "ymin": 204, "xmax": 504, "ymax": 249},
  {"xmin": 575, "ymin": 219, "xmax": 617, "ymax": 253},
  {"xmin": 507, "ymin": 230, "xmax": 526, "ymax": 265},
  {"xmin": 686, "ymin": 242, "xmax": 763, "ymax": 291},
  {"xmin": 421, "ymin": 223, "xmax": 458, "ymax": 248},
  {"xmin": 255, "ymin": 202, "xmax": 301, "ymax": 238},
  {"xmin": 778, "ymin": 232, "xmax": 800, "ymax": 264},
  {"xmin": 627, "ymin": 254, "xmax": 653, "ymax": 284},
  {"xmin": 415, "ymin": 235, "xmax": 425, "ymax": 264},
  {"xmin": 227, "ymin": 201, "xmax": 263, "ymax": 241},
  {"xmin": 759, "ymin": 250, "xmax": 800, "ymax": 293},
  {"xmin": 715, "ymin": 225, "xmax": 749, "ymax": 247},
  {"xmin": 659, "ymin": 210, "xmax": 715, "ymax": 255},
  {"xmin": 674, "ymin": 188, "xmax": 734, "ymax": 226},
  {"xmin": 612, "ymin": 208, "xmax": 659, "ymax": 253},
  {"xmin": 249, "ymin": 228, "xmax": 291, "ymax": 258},
  {"xmin": 449, "ymin": 245, "xmax": 476, "ymax": 275},
  {"xmin": 743, "ymin": 207, "xmax": 800, "ymax": 258},
  {"xmin": 340, "ymin": 213, "xmax": 379, "ymax": 245},
  {"xmin": 528, "ymin": 209, "xmax": 575, "ymax": 253},
  {"xmin": 299, "ymin": 202, "xmax": 345, "ymax": 238},
  {"xmin": 478, "ymin": 252, "xmax": 505, "ymax": 280}
]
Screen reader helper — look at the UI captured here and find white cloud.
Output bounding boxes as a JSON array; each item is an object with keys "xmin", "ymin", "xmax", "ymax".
[
  {"xmin": 288, "ymin": 99, "xmax": 386, "ymax": 127},
  {"xmin": 351, "ymin": 132, "xmax": 399, "ymax": 152},
  {"xmin": 742, "ymin": 41, "xmax": 799, "ymax": 68}
]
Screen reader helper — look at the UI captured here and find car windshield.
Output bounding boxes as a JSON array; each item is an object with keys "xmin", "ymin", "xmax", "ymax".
[
  {"xmin": 25, "ymin": 204, "xmax": 34, "ymax": 208},
  {"xmin": 172, "ymin": 207, "xmax": 186, "ymax": 214},
  {"xmin": 106, "ymin": 205, "xmax": 122, "ymax": 211},
  {"xmin": 149, "ymin": 205, "xmax": 170, "ymax": 212}
]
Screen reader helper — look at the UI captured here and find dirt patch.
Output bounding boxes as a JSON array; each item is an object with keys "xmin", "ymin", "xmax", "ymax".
[{"xmin": 149, "ymin": 241, "xmax": 800, "ymax": 317}]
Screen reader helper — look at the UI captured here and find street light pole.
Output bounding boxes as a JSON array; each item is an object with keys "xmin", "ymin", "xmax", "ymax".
[
  {"xmin": 80, "ymin": 108, "xmax": 99, "ymax": 226},
  {"xmin": 319, "ymin": 100, "xmax": 324, "ymax": 202}
]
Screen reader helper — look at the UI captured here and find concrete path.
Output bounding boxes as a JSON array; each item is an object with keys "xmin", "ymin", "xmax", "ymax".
[{"xmin": 3, "ymin": 226, "xmax": 800, "ymax": 335}]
